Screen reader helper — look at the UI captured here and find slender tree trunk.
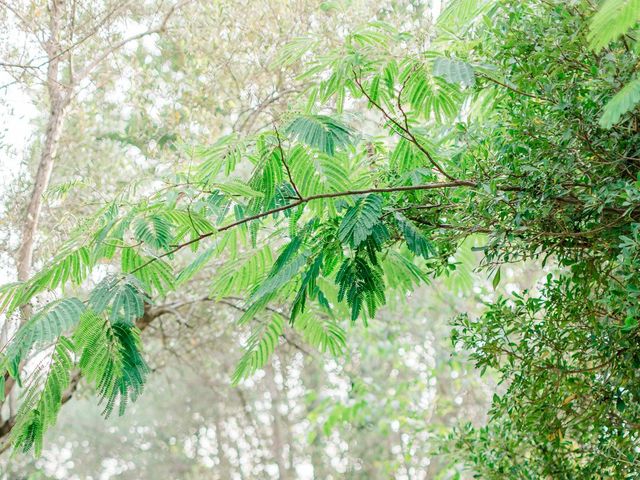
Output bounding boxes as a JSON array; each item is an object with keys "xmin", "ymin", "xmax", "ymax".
[
  {"xmin": 266, "ymin": 362, "xmax": 289, "ymax": 480},
  {"xmin": 16, "ymin": 0, "xmax": 67, "ymax": 285},
  {"xmin": 213, "ymin": 415, "xmax": 233, "ymax": 478}
]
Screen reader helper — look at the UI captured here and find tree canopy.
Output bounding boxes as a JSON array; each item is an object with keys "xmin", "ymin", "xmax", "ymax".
[{"xmin": 1, "ymin": 0, "xmax": 640, "ymax": 477}]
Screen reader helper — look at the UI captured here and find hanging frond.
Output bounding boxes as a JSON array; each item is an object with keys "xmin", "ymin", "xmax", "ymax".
[
  {"xmin": 175, "ymin": 244, "xmax": 218, "ymax": 286},
  {"xmin": 274, "ymin": 37, "xmax": 317, "ymax": 66},
  {"xmin": 231, "ymin": 313, "xmax": 284, "ymax": 385},
  {"xmin": 287, "ymin": 145, "xmax": 350, "ymax": 196},
  {"xmin": 0, "ymin": 282, "xmax": 23, "ymax": 316},
  {"xmin": 336, "ymin": 255, "xmax": 386, "ymax": 323},
  {"xmin": 10, "ymin": 337, "xmax": 75, "ymax": 455},
  {"xmin": 133, "ymin": 214, "xmax": 173, "ymax": 251},
  {"xmin": 74, "ymin": 310, "xmax": 149, "ymax": 418},
  {"xmin": 599, "ymin": 78, "xmax": 640, "ymax": 128},
  {"xmin": 121, "ymin": 248, "xmax": 175, "ymax": 297},
  {"xmin": 194, "ymin": 134, "xmax": 243, "ymax": 183},
  {"xmin": 291, "ymin": 253, "xmax": 325, "ymax": 321},
  {"xmin": 88, "ymin": 276, "xmax": 148, "ymax": 324},
  {"xmin": 338, "ymin": 194, "xmax": 384, "ymax": 248},
  {"xmin": 395, "ymin": 213, "xmax": 436, "ymax": 259},
  {"xmin": 401, "ymin": 61, "xmax": 463, "ymax": 122},
  {"xmin": 247, "ymin": 236, "xmax": 311, "ymax": 307},
  {"xmin": 210, "ymin": 245, "xmax": 273, "ymax": 299},
  {"xmin": 4, "ymin": 298, "xmax": 85, "ymax": 377},
  {"xmin": 433, "ymin": 57, "xmax": 475, "ymax": 87},
  {"xmin": 7, "ymin": 246, "xmax": 93, "ymax": 315},
  {"xmin": 293, "ymin": 311, "xmax": 346, "ymax": 356},
  {"xmin": 436, "ymin": 0, "xmax": 492, "ymax": 33},
  {"xmin": 164, "ymin": 209, "xmax": 215, "ymax": 247},
  {"xmin": 381, "ymin": 251, "xmax": 429, "ymax": 292}
]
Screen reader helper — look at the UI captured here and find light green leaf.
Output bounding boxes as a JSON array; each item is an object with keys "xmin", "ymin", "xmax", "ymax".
[
  {"xmin": 599, "ymin": 78, "xmax": 640, "ymax": 128},
  {"xmin": 588, "ymin": 0, "xmax": 640, "ymax": 51},
  {"xmin": 284, "ymin": 115, "xmax": 353, "ymax": 156}
]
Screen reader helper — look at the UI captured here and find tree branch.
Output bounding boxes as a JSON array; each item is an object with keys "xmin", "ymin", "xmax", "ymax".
[
  {"xmin": 73, "ymin": 0, "xmax": 191, "ymax": 83},
  {"xmin": 274, "ymin": 126, "xmax": 303, "ymax": 200},
  {"xmin": 352, "ymin": 68, "xmax": 458, "ymax": 182},
  {"xmin": 133, "ymin": 179, "xmax": 476, "ymax": 275}
]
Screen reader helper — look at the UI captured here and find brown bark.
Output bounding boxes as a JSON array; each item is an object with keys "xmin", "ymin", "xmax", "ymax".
[{"xmin": 17, "ymin": 0, "xmax": 67, "ymax": 284}]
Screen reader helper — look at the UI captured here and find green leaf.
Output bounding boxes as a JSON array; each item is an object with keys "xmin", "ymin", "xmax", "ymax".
[
  {"xmin": 433, "ymin": 57, "xmax": 475, "ymax": 87},
  {"xmin": 492, "ymin": 267, "xmax": 501, "ymax": 290},
  {"xmin": 338, "ymin": 194, "xmax": 384, "ymax": 248},
  {"xmin": 133, "ymin": 214, "xmax": 173, "ymax": 251},
  {"xmin": 231, "ymin": 314, "xmax": 284, "ymax": 384},
  {"xmin": 395, "ymin": 213, "xmax": 435, "ymax": 259},
  {"xmin": 89, "ymin": 277, "xmax": 148, "ymax": 324},
  {"xmin": 11, "ymin": 337, "xmax": 75, "ymax": 455},
  {"xmin": 5, "ymin": 298, "xmax": 85, "ymax": 372},
  {"xmin": 214, "ymin": 179, "xmax": 265, "ymax": 199},
  {"xmin": 74, "ymin": 310, "xmax": 149, "ymax": 418},
  {"xmin": 293, "ymin": 312, "xmax": 346, "ymax": 355},
  {"xmin": 247, "ymin": 236, "xmax": 310, "ymax": 311},
  {"xmin": 274, "ymin": 37, "xmax": 316, "ymax": 66},
  {"xmin": 284, "ymin": 115, "xmax": 353, "ymax": 156},
  {"xmin": 175, "ymin": 244, "xmax": 218, "ymax": 285},
  {"xmin": 336, "ymin": 255, "xmax": 386, "ymax": 323},
  {"xmin": 599, "ymin": 78, "xmax": 640, "ymax": 128},
  {"xmin": 588, "ymin": 0, "xmax": 640, "ymax": 51}
]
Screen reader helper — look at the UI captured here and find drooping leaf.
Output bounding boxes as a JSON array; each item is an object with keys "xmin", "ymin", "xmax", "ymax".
[
  {"xmin": 4, "ymin": 298, "xmax": 85, "ymax": 373},
  {"xmin": 231, "ymin": 314, "xmax": 284, "ymax": 385},
  {"xmin": 338, "ymin": 194, "xmax": 384, "ymax": 248}
]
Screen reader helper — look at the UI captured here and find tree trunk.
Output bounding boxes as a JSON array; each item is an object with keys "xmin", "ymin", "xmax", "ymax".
[
  {"xmin": 16, "ymin": 0, "xmax": 67, "ymax": 285},
  {"xmin": 266, "ymin": 362, "xmax": 289, "ymax": 480}
]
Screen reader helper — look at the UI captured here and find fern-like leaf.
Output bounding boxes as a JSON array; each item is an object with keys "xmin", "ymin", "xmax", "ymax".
[
  {"xmin": 433, "ymin": 57, "xmax": 475, "ymax": 87},
  {"xmin": 599, "ymin": 78, "xmax": 640, "ymax": 128},
  {"xmin": 293, "ymin": 311, "xmax": 346, "ymax": 356},
  {"xmin": 89, "ymin": 276, "xmax": 148, "ymax": 324},
  {"xmin": 11, "ymin": 337, "xmax": 75, "ymax": 455},
  {"xmin": 338, "ymin": 194, "xmax": 384, "ymax": 248},
  {"xmin": 133, "ymin": 214, "xmax": 173, "ymax": 251},
  {"xmin": 231, "ymin": 314, "xmax": 284, "ymax": 385},
  {"xmin": 4, "ymin": 299, "xmax": 85, "ymax": 376},
  {"xmin": 74, "ymin": 310, "xmax": 149, "ymax": 418},
  {"xmin": 336, "ymin": 255, "xmax": 386, "ymax": 323},
  {"xmin": 395, "ymin": 213, "xmax": 435, "ymax": 259},
  {"xmin": 588, "ymin": 0, "xmax": 640, "ymax": 51},
  {"xmin": 284, "ymin": 115, "xmax": 353, "ymax": 156}
]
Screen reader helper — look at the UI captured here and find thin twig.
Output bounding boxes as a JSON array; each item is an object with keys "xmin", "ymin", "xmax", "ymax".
[
  {"xmin": 352, "ymin": 68, "xmax": 458, "ymax": 182},
  {"xmin": 274, "ymin": 126, "xmax": 303, "ymax": 200}
]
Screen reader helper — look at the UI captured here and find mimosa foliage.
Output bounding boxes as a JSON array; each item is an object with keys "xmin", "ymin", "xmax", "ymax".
[{"xmin": 2, "ymin": 1, "xmax": 640, "ymax": 475}]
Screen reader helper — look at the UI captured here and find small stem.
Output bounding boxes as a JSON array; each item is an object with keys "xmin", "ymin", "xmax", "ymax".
[{"xmin": 274, "ymin": 126, "xmax": 303, "ymax": 200}]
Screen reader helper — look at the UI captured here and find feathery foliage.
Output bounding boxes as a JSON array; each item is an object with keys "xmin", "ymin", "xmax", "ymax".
[
  {"xmin": 3, "ymin": 2, "xmax": 640, "ymax": 475},
  {"xmin": 588, "ymin": 0, "xmax": 640, "ymax": 51},
  {"xmin": 74, "ymin": 310, "xmax": 149, "ymax": 417},
  {"xmin": 10, "ymin": 337, "xmax": 75, "ymax": 455},
  {"xmin": 284, "ymin": 115, "xmax": 353, "ymax": 156},
  {"xmin": 3, "ymin": 298, "xmax": 84, "ymax": 380}
]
